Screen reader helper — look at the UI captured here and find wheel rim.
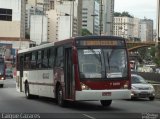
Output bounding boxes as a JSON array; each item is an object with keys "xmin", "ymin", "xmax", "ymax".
[{"xmin": 25, "ymin": 84, "xmax": 29, "ymax": 97}]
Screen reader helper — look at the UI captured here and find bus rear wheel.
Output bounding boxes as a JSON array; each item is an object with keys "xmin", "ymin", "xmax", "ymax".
[
  {"xmin": 100, "ymin": 100, "xmax": 112, "ymax": 107},
  {"xmin": 57, "ymin": 85, "xmax": 66, "ymax": 107}
]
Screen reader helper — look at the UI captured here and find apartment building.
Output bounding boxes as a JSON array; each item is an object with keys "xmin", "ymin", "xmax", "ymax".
[
  {"xmin": 114, "ymin": 17, "xmax": 135, "ymax": 39},
  {"xmin": 114, "ymin": 16, "xmax": 153, "ymax": 42},
  {"xmin": 102, "ymin": 0, "xmax": 114, "ymax": 35},
  {"xmin": 27, "ymin": 0, "xmax": 79, "ymax": 44},
  {"xmin": 82, "ymin": 0, "xmax": 100, "ymax": 35},
  {"xmin": 0, "ymin": 0, "xmax": 32, "ymax": 51},
  {"xmin": 140, "ymin": 19, "xmax": 153, "ymax": 42},
  {"xmin": 0, "ymin": 0, "xmax": 25, "ymax": 40}
]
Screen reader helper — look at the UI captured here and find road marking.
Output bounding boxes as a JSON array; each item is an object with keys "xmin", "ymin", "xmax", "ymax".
[{"xmin": 82, "ymin": 114, "xmax": 96, "ymax": 119}]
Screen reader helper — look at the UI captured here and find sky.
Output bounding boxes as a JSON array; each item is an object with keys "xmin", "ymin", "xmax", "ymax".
[{"xmin": 114, "ymin": 0, "xmax": 157, "ymax": 28}]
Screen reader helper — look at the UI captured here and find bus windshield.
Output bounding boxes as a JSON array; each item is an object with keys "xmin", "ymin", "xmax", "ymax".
[{"xmin": 78, "ymin": 48, "xmax": 128, "ymax": 79}]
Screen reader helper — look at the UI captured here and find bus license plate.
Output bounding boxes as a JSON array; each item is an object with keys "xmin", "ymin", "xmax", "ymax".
[{"xmin": 102, "ymin": 92, "xmax": 111, "ymax": 96}]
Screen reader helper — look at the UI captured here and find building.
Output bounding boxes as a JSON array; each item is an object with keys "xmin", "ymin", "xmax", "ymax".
[
  {"xmin": 25, "ymin": 2, "xmax": 46, "ymax": 37},
  {"xmin": 140, "ymin": 19, "xmax": 153, "ymax": 42},
  {"xmin": 27, "ymin": 0, "xmax": 79, "ymax": 44},
  {"xmin": 114, "ymin": 17, "xmax": 135, "ymax": 39},
  {"xmin": 133, "ymin": 18, "xmax": 140, "ymax": 40},
  {"xmin": 0, "ymin": 0, "xmax": 33, "ymax": 58},
  {"xmin": 55, "ymin": 0, "xmax": 78, "ymax": 38},
  {"xmin": 114, "ymin": 16, "xmax": 150, "ymax": 41},
  {"xmin": 30, "ymin": 15, "xmax": 48, "ymax": 45},
  {"xmin": 82, "ymin": 0, "xmax": 100, "ymax": 35},
  {"xmin": 0, "ymin": 0, "xmax": 25, "ymax": 40},
  {"xmin": 102, "ymin": 0, "xmax": 114, "ymax": 35}
]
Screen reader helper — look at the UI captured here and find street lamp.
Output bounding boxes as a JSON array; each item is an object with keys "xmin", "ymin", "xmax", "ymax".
[{"xmin": 91, "ymin": 14, "xmax": 98, "ymax": 35}]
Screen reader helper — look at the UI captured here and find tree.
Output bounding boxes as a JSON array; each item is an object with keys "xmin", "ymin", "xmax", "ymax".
[
  {"xmin": 114, "ymin": 11, "xmax": 133, "ymax": 18},
  {"xmin": 81, "ymin": 29, "xmax": 92, "ymax": 36},
  {"xmin": 121, "ymin": 11, "xmax": 133, "ymax": 18},
  {"xmin": 114, "ymin": 12, "xmax": 121, "ymax": 17}
]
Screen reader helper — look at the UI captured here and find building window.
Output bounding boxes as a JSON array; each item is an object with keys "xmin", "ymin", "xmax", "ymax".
[
  {"xmin": 0, "ymin": 8, "xmax": 12, "ymax": 21},
  {"xmin": 50, "ymin": 1, "xmax": 55, "ymax": 10}
]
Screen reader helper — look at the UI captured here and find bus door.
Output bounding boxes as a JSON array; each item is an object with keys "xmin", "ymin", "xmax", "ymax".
[
  {"xmin": 64, "ymin": 48, "xmax": 73, "ymax": 99},
  {"xmin": 19, "ymin": 56, "xmax": 24, "ymax": 92}
]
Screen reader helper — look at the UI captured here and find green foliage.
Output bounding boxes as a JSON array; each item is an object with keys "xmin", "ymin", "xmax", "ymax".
[
  {"xmin": 114, "ymin": 11, "xmax": 133, "ymax": 18},
  {"xmin": 81, "ymin": 29, "xmax": 92, "ymax": 36},
  {"xmin": 154, "ymin": 58, "xmax": 160, "ymax": 66},
  {"xmin": 114, "ymin": 12, "xmax": 121, "ymax": 17},
  {"xmin": 150, "ymin": 47, "xmax": 156, "ymax": 57},
  {"xmin": 148, "ymin": 46, "xmax": 160, "ymax": 67}
]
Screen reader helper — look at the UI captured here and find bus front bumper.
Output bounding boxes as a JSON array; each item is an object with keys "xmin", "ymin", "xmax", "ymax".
[{"xmin": 75, "ymin": 89, "xmax": 131, "ymax": 101}]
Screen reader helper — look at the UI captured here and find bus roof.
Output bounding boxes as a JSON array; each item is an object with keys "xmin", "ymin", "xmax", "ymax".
[
  {"xmin": 18, "ymin": 35, "xmax": 126, "ymax": 54},
  {"xmin": 18, "ymin": 42, "xmax": 54, "ymax": 54},
  {"xmin": 54, "ymin": 35, "xmax": 126, "ymax": 46}
]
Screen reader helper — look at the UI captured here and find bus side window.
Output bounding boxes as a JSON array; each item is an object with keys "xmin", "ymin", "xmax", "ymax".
[
  {"xmin": 31, "ymin": 51, "xmax": 37, "ymax": 69},
  {"xmin": 55, "ymin": 47, "xmax": 63, "ymax": 68},
  {"xmin": 24, "ymin": 53, "xmax": 31, "ymax": 69},
  {"xmin": 42, "ymin": 49, "xmax": 48, "ymax": 68},
  {"xmin": 48, "ymin": 48, "xmax": 54, "ymax": 68},
  {"xmin": 37, "ymin": 51, "xmax": 42, "ymax": 68}
]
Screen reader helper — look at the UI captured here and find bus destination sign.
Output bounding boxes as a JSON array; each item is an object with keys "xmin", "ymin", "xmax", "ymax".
[{"xmin": 76, "ymin": 39, "xmax": 125, "ymax": 46}]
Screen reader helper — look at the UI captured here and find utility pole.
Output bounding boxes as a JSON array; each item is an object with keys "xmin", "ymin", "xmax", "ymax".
[
  {"xmin": 100, "ymin": 0, "xmax": 103, "ymax": 35},
  {"xmin": 91, "ymin": 0, "xmax": 98, "ymax": 35},
  {"xmin": 156, "ymin": 0, "xmax": 160, "ymax": 63}
]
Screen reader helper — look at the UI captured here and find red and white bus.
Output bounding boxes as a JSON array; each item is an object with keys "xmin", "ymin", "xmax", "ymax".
[{"xmin": 16, "ymin": 36, "xmax": 131, "ymax": 107}]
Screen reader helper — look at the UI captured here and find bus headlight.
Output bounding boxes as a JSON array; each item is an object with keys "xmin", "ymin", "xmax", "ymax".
[
  {"xmin": 81, "ymin": 83, "xmax": 90, "ymax": 90},
  {"xmin": 1, "ymin": 77, "xmax": 4, "ymax": 80},
  {"xmin": 122, "ymin": 81, "xmax": 129, "ymax": 89}
]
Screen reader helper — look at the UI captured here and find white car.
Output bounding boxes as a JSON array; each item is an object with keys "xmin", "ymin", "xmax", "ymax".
[{"xmin": 131, "ymin": 74, "xmax": 155, "ymax": 101}]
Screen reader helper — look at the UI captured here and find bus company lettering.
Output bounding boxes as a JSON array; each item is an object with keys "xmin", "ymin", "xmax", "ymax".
[{"xmin": 110, "ymin": 82, "xmax": 120, "ymax": 86}]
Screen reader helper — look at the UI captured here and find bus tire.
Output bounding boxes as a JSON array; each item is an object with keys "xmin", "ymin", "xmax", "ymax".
[
  {"xmin": 100, "ymin": 100, "xmax": 112, "ymax": 107},
  {"xmin": 25, "ymin": 83, "xmax": 32, "ymax": 99},
  {"xmin": 57, "ymin": 85, "xmax": 66, "ymax": 107},
  {"xmin": 0, "ymin": 84, "xmax": 3, "ymax": 88}
]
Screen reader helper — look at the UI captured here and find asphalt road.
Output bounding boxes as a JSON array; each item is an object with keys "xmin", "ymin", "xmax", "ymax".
[{"xmin": 0, "ymin": 79, "xmax": 160, "ymax": 119}]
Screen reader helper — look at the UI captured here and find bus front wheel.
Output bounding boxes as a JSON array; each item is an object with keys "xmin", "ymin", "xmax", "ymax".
[
  {"xmin": 57, "ymin": 85, "xmax": 66, "ymax": 107},
  {"xmin": 25, "ymin": 83, "xmax": 32, "ymax": 99},
  {"xmin": 100, "ymin": 100, "xmax": 112, "ymax": 107}
]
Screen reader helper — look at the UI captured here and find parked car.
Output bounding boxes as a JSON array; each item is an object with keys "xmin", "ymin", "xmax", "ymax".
[{"xmin": 131, "ymin": 74, "xmax": 155, "ymax": 101}]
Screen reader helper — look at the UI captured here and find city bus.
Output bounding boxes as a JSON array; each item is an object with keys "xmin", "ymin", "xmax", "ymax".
[
  {"xmin": 16, "ymin": 36, "xmax": 131, "ymax": 107},
  {"xmin": 0, "ymin": 56, "xmax": 6, "ymax": 87}
]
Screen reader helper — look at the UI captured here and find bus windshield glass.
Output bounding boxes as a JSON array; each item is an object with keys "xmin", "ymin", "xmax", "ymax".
[{"xmin": 78, "ymin": 48, "xmax": 128, "ymax": 79}]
